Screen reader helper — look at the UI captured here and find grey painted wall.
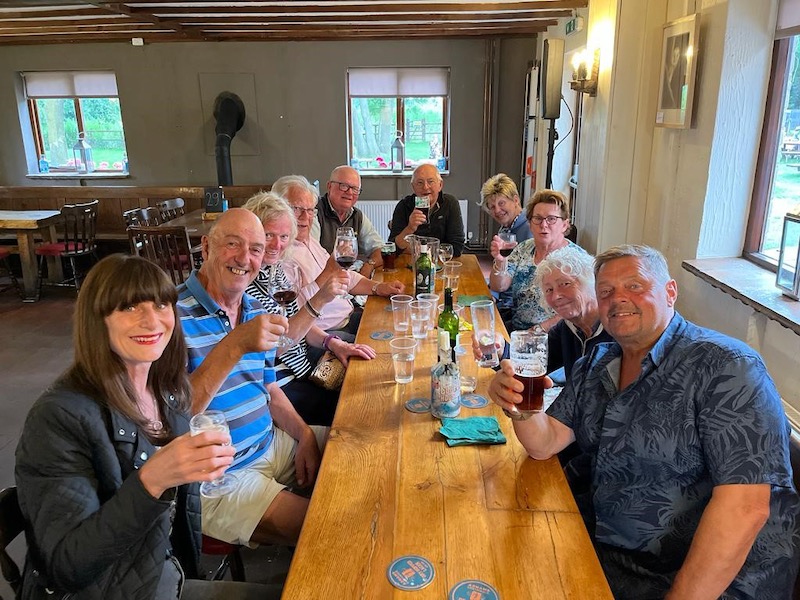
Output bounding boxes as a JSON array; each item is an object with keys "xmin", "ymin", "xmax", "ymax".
[{"xmin": 0, "ymin": 37, "xmax": 536, "ymax": 235}]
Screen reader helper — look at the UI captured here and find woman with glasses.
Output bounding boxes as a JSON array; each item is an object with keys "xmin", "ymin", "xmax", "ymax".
[
  {"xmin": 490, "ymin": 188, "xmax": 582, "ymax": 332},
  {"xmin": 242, "ymin": 190, "xmax": 378, "ymax": 426},
  {"xmin": 480, "ymin": 174, "xmax": 533, "ymax": 315}
]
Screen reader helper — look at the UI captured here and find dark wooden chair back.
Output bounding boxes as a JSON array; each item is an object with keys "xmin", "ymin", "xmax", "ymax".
[
  {"xmin": 156, "ymin": 198, "xmax": 186, "ymax": 223},
  {"xmin": 128, "ymin": 225, "xmax": 193, "ymax": 285},
  {"xmin": 122, "ymin": 206, "xmax": 161, "ymax": 228},
  {"xmin": 61, "ymin": 200, "xmax": 98, "ymax": 256},
  {"xmin": 0, "ymin": 487, "xmax": 24, "ymax": 594}
]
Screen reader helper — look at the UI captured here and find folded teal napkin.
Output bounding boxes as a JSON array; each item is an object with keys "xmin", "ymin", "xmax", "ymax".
[
  {"xmin": 456, "ymin": 295, "xmax": 492, "ymax": 308},
  {"xmin": 439, "ymin": 416, "xmax": 507, "ymax": 447}
]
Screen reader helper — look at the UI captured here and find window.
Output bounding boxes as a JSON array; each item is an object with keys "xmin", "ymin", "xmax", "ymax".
[
  {"xmin": 22, "ymin": 71, "xmax": 128, "ymax": 173},
  {"xmin": 347, "ymin": 67, "xmax": 449, "ymax": 173}
]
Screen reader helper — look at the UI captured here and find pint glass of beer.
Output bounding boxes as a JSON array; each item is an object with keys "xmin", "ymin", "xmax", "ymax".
[{"xmin": 509, "ymin": 328, "xmax": 548, "ymax": 412}]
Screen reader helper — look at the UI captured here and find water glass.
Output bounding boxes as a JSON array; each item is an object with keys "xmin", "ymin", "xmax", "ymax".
[
  {"xmin": 443, "ymin": 260, "xmax": 462, "ymax": 291},
  {"xmin": 410, "ymin": 299, "xmax": 432, "ymax": 340},
  {"xmin": 509, "ymin": 329, "xmax": 549, "ymax": 412},
  {"xmin": 189, "ymin": 410, "xmax": 237, "ymax": 498},
  {"xmin": 390, "ymin": 337, "xmax": 417, "ymax": 384},
  {"xmin": 416, "ymin": 292, "xmax": 439, "ymax": 334},
  {"xmin": 456, "ymin": 342, "xmax": 478, "ymax": 393},
  {"xmin": 390, "ymin": 294, "xmax": 413, "ymax": 333},
  {"xmin": 470, "ymin": 299, "xmax": 500, "ymax": 368}
]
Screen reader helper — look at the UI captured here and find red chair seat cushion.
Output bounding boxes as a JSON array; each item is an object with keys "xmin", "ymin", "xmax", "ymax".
[
  {"xmin": 35, "ymin": 242, "xmax": 87, "ymax": 256},
  {"xmin": 0, "ymin": 248, "xmax": 10, "ymax": 260},
  {"xmin": 202, "ymin": 535, "xmax": 238, "ymax": 555}
]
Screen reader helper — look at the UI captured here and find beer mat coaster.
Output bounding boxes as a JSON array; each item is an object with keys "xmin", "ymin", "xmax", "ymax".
[
  {"xmin": 449, "ymin": 579, "xmax": 499, "ymax": 600},
  {"xmin": 384, "ymin": 304, "xmax": 394, "ymax": 312},
  {"xmin": 460, "ymin": 393, "xmax": 489, "ymax": 408},
  {"xmin": 405, "ymin": 397, "xmax": 430, "ymax": 413},
  {"xmin": 370, "ymin": 330, "xmax": 394, "ymax": 341},
  {"xmin": 543, "ymin": 386, "xmax": 563, "ymax": 411},
  {"xmin": 387, "ymin": 555, "xmax": 435, "ymax": 590}
]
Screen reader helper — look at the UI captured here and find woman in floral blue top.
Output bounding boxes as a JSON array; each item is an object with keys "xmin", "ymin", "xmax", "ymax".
[{"xmin": 489, "ymin": 189, "xmax": 579, "ymax": 332}]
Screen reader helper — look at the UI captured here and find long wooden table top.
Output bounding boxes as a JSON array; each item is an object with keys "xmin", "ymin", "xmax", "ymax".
[
  {"xmin": 159, "ymin": 208, "xmax": 212, "ymax": 240},
  {"xmin": 281, "ymin": 254, "xmax": 612, "ymax": 599},
  {"xmin": 0, "ymin": 209, "xmax": 60, "ymax": 230}
]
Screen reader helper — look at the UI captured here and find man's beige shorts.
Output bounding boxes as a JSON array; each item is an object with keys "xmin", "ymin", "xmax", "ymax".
[{"xmin": 200, "ymin": 426, "xmax": 328, "ymax": 546}]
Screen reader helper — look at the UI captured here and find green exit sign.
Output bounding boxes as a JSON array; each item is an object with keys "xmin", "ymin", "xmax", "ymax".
[{"xmin": 566, "ymin": 16, "xmax": 584, "ymax": 36}]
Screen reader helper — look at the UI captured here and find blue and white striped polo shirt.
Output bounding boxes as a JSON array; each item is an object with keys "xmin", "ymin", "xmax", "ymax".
[{"xmin": 177, "ymin": 272, "xmax": 277, "ymax": 470}]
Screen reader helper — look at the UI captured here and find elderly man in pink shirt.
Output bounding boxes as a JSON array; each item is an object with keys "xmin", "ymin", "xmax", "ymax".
[{"xmin": 273, "ymin": 175, "xmax": 405, "ymax": 337}]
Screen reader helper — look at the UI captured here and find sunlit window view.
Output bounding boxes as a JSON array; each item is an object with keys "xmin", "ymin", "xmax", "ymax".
[
  {"xmin": 347, "ymin": 67, "xmax": 449, "ymax": 173},
  {"xmin": 764, "ymin": 36, "xmax": 800, "ymax": 260}
]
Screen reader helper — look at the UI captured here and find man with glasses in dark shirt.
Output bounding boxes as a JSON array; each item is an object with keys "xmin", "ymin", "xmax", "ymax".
[{"xmin": 314, "ymin": 165, "xmax": 383, "ymax": 277}]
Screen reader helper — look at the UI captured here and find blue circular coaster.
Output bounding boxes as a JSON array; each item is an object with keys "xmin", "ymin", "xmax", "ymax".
[
  {"xmin": 405, "ymin": 397, "xmax": 430, "ymax": 413},
  {"xmin": 370, "ymin": 330, "xmax": 394, "ymax": 341},
  {"xmin": 460, "ymin": 393, "xmax": 489, "ymax": 408},
  {"xmin": 387, "ymin": 555, "xmax": 435, "ymax": 590},
  {"xmin": 449, "ymin": 579, "xmax": 499, "ymax": 600}
]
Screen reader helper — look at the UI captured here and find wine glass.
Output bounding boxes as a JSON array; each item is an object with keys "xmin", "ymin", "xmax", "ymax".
[
  {"xmin": 438, "ymin": 243, "xmax": 453, "ymax": 275},
  {"xmin": 189, "ymin": 410, "xmax": 237, "ymax": 498},
  {"xmin": 333, "ymin": 231, "xmax": 358, "ymax": 298},
  {"xmin": 497, "ymin": 232, "xmax": 517, "ymax": 274},
  {"xmin": 270, "ymin": 262, "xmax": 299, "ymax": 349}
]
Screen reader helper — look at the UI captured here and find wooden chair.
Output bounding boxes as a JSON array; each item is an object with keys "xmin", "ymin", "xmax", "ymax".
[
  {"xmin": 127, "ymin": 225, "xmax": 194, "ymax": 286},
  {"xmin": 35, "ymin": 200, "xmax": 99, "ymax": 298},
  {"xmin": 202, "ymin": 535, "xmax": 246, "ymax": 581},
  {"xmin": 122, "ymin": 206, "xmax": 161, "ymax": 228},
  {"xmin": 156, "ymin": 198, "xmax": 186, "ymax": 223},
  {"xmin": 0, "ymin": 487, "xmax": 24, "ymax": 595}
]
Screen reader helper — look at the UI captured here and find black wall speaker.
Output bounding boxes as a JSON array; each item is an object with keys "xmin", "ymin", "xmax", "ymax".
[{"xmin": 540, "ymin": 38, "xmax": 565, "ymax": 120}]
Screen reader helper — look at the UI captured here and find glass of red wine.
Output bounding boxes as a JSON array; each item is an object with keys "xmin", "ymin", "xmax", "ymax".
[
  {"xmin": 333, "ymin": 231, "xmax": 358, "ymax": 299},
  {"xmin": 497, "ymin": 232, "xmax": 517, "ymax": 275},
  {"xmin": 270, "ymin": 262, "xmax": 299, "ymax": 349}
]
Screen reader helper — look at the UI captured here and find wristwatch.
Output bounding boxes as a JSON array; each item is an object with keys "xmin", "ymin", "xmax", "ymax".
[
  {"xmin": 367, "ymin": 258, "xmax": 377, "ymax": 266},
  {"xmin": 371, "ymin": 282, "xmax": 380, "ymax": 295}
]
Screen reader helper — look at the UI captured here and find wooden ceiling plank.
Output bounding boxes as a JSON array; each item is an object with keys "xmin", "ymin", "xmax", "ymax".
[
  {"xmin": 175, "ymin": 10, "xmax": 570, "ymax": 24},
  {"xmin": 87, "ymin": 0, "xmax": 208, "ymax": 39}
]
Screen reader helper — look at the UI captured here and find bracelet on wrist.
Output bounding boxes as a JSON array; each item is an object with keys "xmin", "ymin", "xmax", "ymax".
[
  {"xmin": 322, "ymin": 333, "xmax": 342, "ymax": 350},
  {"xmin": 304, "ymin": 300, "xmax": 321, "ymax": 318}
]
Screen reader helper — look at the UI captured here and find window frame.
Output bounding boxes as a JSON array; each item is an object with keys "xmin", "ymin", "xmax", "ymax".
[
  {"xmin": 744, "ymin": 37, "xmax": 792, "ymax": 271},
  {"xmin": 346, "ymin": 68, "xmax": 450, "ymax": 175},
  {"xmin": 23, "ymin": 71, "xmax": 128, "ymax": 174}
]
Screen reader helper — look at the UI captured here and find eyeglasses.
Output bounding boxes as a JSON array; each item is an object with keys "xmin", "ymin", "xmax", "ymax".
[
  {"xmin": 530, "ymin": 215, "xmax": 565, "ymax": 225},
  {"xmin": 413, "ymin": 178, "xmax": 439, "ymax": 188},
  {"xmin": 290, "ymin": 205, "xmax": 318, "ymax": 217},
  {"xmin": 332, "ymin": 181, "xmax": 362, "ymax": 195}
]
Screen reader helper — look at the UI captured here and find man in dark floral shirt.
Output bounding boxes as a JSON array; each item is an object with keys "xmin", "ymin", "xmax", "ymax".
[{"xmin": 489, "ymin": 244, "xmax": 799, "ymax": 599}]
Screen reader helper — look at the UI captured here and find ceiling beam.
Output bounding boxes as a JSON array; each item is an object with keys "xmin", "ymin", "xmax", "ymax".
[
  {"xmin": 86, "ymin": 0, "xmax": 207, "ymax": 40},
  {"xmin": 175, "ymin": 10, "xmax": 570, "ymax": 24}
]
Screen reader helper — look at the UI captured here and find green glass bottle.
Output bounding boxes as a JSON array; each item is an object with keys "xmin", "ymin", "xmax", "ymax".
[
  {"xmin": 438, "ymin": 287, "xmax": 459, "ymax": 350},
  {"xmin": 415, "ymin": 243, "xmax": 433, "ymax": 296}
]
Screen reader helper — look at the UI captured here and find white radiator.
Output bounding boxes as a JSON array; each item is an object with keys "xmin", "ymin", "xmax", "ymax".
[{"xmin": 359, "ymin": 199, "xmax": 468, "ymax": 239}]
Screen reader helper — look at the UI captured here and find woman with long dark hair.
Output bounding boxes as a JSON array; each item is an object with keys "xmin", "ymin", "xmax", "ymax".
[{"xmin": 15, "ymin": 254, "xmax": 275, "ymax": 599}]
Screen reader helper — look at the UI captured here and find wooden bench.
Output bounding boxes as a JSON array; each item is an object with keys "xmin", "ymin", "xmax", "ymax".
[{"xmin": 0, "ymin": 185, "xmax": 270, "ymax": 250}]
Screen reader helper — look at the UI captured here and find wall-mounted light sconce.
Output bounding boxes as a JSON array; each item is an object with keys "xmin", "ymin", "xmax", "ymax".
[{"xmin": 570, "ymin": 48, "xmax": 600, "ymax": 96}]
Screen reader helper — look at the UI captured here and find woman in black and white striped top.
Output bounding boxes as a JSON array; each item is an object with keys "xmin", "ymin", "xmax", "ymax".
[{"xmin": 243, "ymin": 191, "xmax": 377, "ymax": 426}]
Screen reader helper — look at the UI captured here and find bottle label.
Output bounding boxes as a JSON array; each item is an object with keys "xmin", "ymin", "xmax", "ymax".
[{"xmin": 431, "ymin": 368, "xmax": 461, "ymax": 419}]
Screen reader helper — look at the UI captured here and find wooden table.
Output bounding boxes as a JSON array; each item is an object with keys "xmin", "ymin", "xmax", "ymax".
[
  {"xmin": 160, "ymin": 208, "xmax": 213, "ymax": 242},
  {"xmin": 0, "ymin": 210, "xmax": 64, "ymax": 301},
  {"xmin": 282, "ymin": 254, "xmax": 612, "ymax": 599}
]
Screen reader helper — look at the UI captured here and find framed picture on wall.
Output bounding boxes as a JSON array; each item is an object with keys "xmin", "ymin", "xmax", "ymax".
[{"xmin": 656, "ymin": 14, "xmax": 700, "ymax": 128}]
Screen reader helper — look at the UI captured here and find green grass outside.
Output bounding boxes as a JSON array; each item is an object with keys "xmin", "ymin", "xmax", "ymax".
[{"xmin": 765, "ymin": 162, "xmax": 800, "ymax": 258}]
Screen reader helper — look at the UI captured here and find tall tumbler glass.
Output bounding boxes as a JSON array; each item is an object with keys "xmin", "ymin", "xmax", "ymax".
[
  {"xmin": 508, "ymin": 329, "xmax": 549, "ymax": 412},
  {"xmin": 410, "ymin": 299, "xmax": 432, "ymax": 340},
  {"xmin": 470, "ymin": 299, "xmax": 500, "ymax": 368},
  {"xmin": 390, "ymin": 337, "xmax": 417, "ymax": 384},
  {"xmin": 390, "ymin": 294, "xmax": 413, "ymax": 334},
  {"xmin": 189, "ymin": 410, "xmax": 237, "ymax": 498}
]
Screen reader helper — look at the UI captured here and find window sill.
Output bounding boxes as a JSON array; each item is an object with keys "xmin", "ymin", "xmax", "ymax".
[
  {"xmin": 682, "ymin": 257, "xmax": 800, "ymax": 431},
  {"xmin": 26, "ymin": 172, "xmax": 130, "ymax": 180},
  {"xmin": 682, "ymin": 257, "xmax": 800, "ymax": 335},
  {"xmin": 357, "ymin": 170, "xmax": 449, "ymax": 178}
]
